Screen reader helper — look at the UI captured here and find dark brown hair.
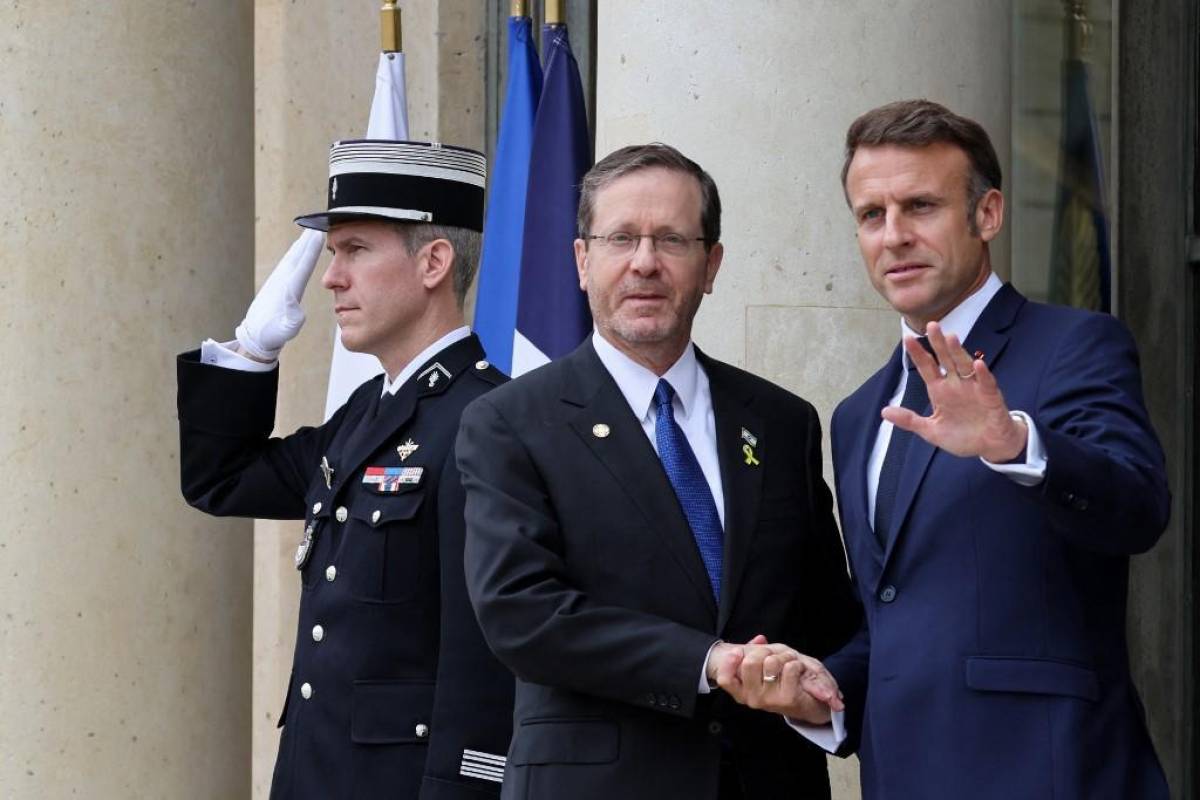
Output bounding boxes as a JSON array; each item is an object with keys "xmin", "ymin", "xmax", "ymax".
[
  {"xmin": 577, "ymin": 142, "xmax": 721, "ymax": 249},
  {"xmin": 842, "ymin": 99, "xmax": 1001, "ymax": 228}
]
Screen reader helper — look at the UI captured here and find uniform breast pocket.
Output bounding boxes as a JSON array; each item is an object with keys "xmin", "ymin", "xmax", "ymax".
[{"xmin": 344, "ymin": 489, "xmax": 427, "ymax": 603}]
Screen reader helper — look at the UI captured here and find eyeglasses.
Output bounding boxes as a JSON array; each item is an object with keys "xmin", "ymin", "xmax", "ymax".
[{"xmin": 585, "ymin": 232, "xmax": 707, "ymax": 257}]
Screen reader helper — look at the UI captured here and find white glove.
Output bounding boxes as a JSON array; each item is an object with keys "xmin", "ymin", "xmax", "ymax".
[{"xmin": 235, "ymin": 228, "xmax": 325, "ymax": 361}]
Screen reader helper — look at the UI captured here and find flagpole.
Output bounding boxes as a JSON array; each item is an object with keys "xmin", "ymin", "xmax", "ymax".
[
  {"xmin": 545, "ymin": 0, "xmax": 565, "ymax": 25},
  {"xmin": 1062, "ymin": 0, "xmax": 1089, "ymax": 59},
  {"xmin": 381, "ymin": 0, "xmax": 402, "ymax": 53}
]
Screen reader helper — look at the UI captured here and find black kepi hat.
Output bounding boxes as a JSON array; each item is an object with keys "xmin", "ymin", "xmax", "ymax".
[{"xmin": 294, "ymin": 139, "xmax": 486, "ymax": 232}]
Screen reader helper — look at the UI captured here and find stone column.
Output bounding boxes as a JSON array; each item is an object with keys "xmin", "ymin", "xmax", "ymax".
[
  {"xmin": 251, "ymin": 2, "xmax": 484, "ymax": 795},
  {"xmin": 595, "ymin": 3, "xmax": 1011, "ymax": 797},
  {"xmin": 0, "ymin": 3, "xmax": 254, "ymax": 798}
]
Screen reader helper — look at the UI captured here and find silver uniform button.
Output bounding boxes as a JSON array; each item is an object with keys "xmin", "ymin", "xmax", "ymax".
[
  {"xmin": 300, "ymin": 682, "xmax": 313, "ymax": 700},
  {"xmin": 475, "ymin": 360, "xmax": 490, "ymax": 370},
  {"xmin": 312, "ymin": 624, "xmax": 324, "ymax": 642},
  {"xmin": 415, "ymin": 723, "xmax": 429, "ymax": 739},
  {"xmin": 371, "ymin": 509, "xmax": 381, "ymax": 524},
  {"xmin": 325, "ymin": 565, "xmax": 337, "ymax": 582},
  {"xmin": 312, "ymin": 502, "xmax": 322, "ymax": 515},
  {"xmin": 335, "ymin": 506, "xmax": 348, "ymax": 523}
]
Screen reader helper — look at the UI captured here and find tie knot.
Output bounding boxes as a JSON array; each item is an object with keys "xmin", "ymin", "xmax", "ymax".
[{"xmin": 653, "ymin": 379, "xmax": 676, "ymax": 410}]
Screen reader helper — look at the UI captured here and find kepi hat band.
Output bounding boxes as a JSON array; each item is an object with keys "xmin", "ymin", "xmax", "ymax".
[{"xmin": 295, "ymin": 139, "xmax": 487, "ymax": 232}]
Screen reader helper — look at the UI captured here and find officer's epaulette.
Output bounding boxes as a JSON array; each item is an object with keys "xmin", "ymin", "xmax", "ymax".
[{"xmin": 467, "ymin": 358, "xmax": 508, "ymax": 387}]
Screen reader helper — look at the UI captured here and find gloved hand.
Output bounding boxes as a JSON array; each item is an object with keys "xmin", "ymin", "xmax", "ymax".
[{"xmin": 235, "ymin": 228, "xmax": 325, "ymax": 361}]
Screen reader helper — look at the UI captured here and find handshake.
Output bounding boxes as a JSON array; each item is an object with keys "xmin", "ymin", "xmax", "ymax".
[{"xmin": 705, "ymin": 635, "xmax": 842, "ymax": 725}]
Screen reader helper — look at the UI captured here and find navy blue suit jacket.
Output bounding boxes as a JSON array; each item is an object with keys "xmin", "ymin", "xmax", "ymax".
[{"xmin": 825, "ymin": 285, "xmax": 1169, "ymax": 800}]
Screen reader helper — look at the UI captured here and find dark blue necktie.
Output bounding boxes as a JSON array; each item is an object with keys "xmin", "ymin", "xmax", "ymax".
[
  {"xmin": 873, "ymin": 340, "xmax": 932, "ymax": 546},
  {"xmin": 654, "ymin": 379, "xmax": 723, "ymax": 600}
]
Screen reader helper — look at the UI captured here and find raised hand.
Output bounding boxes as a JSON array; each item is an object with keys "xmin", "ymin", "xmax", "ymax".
[
  {"xmin": 235, "ymin": 229, "xmax": 325, "ymax": 361},
  {"xmin": 882, "ymin": 321, "xmax": 1025, "ymax": 463}
]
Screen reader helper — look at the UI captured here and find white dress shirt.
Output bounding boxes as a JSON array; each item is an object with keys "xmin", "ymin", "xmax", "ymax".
[{"xmin": 591, "ymin": 331, "xmax": 725, "ymax": 527}]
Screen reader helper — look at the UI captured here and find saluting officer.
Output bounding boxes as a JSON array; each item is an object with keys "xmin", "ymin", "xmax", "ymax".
[{"xmin": 176, "ymin": 139, "xmax": 514, "ymax": 799}]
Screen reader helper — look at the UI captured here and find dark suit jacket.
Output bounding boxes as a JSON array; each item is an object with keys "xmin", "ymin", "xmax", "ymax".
[
  {"xmin": 456, "ymin": 340, "xmax": 860, "ymax": 800},
  {"xmin": 177, "ymin": 335, "xmax": 515, "ymax": 800},
  {"xmin": 826, "ymin": 285, "xmax": 1170, "ymax": 800}
]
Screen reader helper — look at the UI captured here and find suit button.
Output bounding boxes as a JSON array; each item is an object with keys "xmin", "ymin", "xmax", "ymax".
[
  {"xmin": 1073, "ymin": 497, "xmax": 1089, "ymax": 511},
  {"xmin": 415, "ymin": 723, "xmax": 430, "ymax": 739},
  {"xmin": 708, "ymin": 721, "xmax": 723, "ymax": 736},
  {"xmin": 300, "ymin": 682, "xmax": 312, "ymax": 700},
  {"xmin": 668, "ymin": 695, "xmax": 681, "ymax": 710},
  {"xmin": 325, "ymin": 565, "xmax": 337, "ymax": 582},
  {"xmin": 311, "ymin": 624, "xmax": 324, "ymax": 642},
  {"xmin": 335, "ymin": 506, "xmax": 348, "ymax": 523},
  {"xmin": 1061, "ymin": 491, "xmax": 1075, "ymax": 505},
  {"xmin": 656, "ymin": 693, "xmax": 669, "ymax": 707},
  {"xmin": 645, "ymin": 693, "xmax": 657, "ymax": 706},
  {"xmin": 879, "ymin": 585, "xmax": 897, "ymax": 603}
]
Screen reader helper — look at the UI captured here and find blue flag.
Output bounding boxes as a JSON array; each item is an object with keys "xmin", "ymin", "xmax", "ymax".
[
  {"xmin": 1048, "ymin": 57, "xmax": 1111, "ymax": 313},
  {"xmin": 511, "ymin": 23, "xmax": 593, "ymax": 376},
  {"xmin": 474, "ymin": 15, "xmax": 543, "ymax": 375}
]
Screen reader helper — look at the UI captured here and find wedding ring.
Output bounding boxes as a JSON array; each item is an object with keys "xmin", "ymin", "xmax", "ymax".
[
  {"xmin": 763, "ymin": 673, "xmax": 779, "ymax": 683},
  {"xmin": 955, "ymin": 369, "xmax": 977, "ymax": 380}
]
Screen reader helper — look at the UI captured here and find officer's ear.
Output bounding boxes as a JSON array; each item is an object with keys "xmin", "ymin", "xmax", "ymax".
[{"xmin": 419, "ymin": 238, "xmax": 455, "ymax": 293}]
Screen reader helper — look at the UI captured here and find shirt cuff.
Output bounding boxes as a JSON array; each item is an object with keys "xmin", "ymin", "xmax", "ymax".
[
  {"xmin": 980, "ymin": 410, "xmax": 1046, "ymax": 486},
  {"xmin": 200, "ymin": 338, "xmax": 277, "ymax": 372},
  {"xmin": 697, "ymin": 640, "xmax": 722, "ymax": 694},
  {"xmin": 784, "ymin": 709, "xmax": 846, "ymax": 753}
]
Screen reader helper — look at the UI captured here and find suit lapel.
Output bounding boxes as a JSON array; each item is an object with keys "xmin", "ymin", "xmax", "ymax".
[
  {"xmin": 561, "ymin": 343, "xmax": 719, "ymax": 621},
  {"xmin": 849, "ymin": 351, "xmax": 903, "ymax": 559},
  {"xmin": 700, "ymin": 354, "xmax": 764, "ymax": 632},
  {"xmin": 879, "ymin": 285, "xmax": 1024, "ymax": 568}
]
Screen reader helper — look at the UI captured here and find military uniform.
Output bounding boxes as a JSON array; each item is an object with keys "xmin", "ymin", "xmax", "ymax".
[{"xmin": 178, "ymin": 334, "xmax": 514, "ymax": 800}]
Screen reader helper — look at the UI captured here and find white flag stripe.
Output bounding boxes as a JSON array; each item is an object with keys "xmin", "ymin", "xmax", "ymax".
[
  {"xmin": 460, "ymin": 765, "xmax": 504, "ymax": 783},
  {"xmin": 511, "ymin": 330, "xmax": 550, "ymax": 378},
  {"xmin": 323, "ymin": 52, "xmax": 408, "ymax": 420},
  {"xmin": 462, "ymin": 749, "xmax": 507, "ymax": 766}
]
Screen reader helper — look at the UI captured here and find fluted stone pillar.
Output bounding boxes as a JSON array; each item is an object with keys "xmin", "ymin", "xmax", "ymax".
[
  {"xmin": 596, "ymin": 3, "xmax": 1011, "ymax": 797},
  {"xmin": 0, "ymin": 2, "xmax": 254, "ymax": 798},
  {"xmin": 252, "ymin": 2, "xmax": 484, "ymax": 795}
]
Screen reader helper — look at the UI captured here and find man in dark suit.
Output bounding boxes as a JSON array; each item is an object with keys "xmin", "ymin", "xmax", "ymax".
[
  {"xmin": 455, "ymin": 143, "xmax": 861, "ymax": 800},
  {"xmin": 177, "ymin": 139, "xmax": 514, "ymax": 799},
  {"xmin": 720, "ymin": 100, "xmax": 1171, "ymax": 800}
]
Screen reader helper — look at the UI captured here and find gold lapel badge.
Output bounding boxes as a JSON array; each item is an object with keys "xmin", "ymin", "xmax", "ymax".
[
  {"xmin": 592, "ymin": 423, "xmax": 611, "ymax": 439},
  {"xmin": 396, "ymin": 438, "xmax": 420, "ymax": 461}
]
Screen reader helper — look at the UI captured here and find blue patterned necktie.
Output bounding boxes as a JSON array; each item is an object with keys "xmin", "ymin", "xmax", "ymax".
[
  {"xmin": 873, "ymin": 338, "xmax": 932, "ymax": 546},
  {"xmin": 654, "ymin": 379, "xmax": 723, "ymax": 600}
]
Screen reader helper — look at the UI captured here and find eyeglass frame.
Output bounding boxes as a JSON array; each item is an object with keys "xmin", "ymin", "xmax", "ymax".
[{"xmin": 583, "ymin": 231, "xmax": 710, "ymax": 256}]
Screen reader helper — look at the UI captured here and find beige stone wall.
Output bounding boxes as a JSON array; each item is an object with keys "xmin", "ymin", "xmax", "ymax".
[
  {"xmin": 595, "ymin": 2, "xmax": 1012, "ymax": 796},
  {"xmin": 250, "ymin": 2, "xmax": 485, "ymax": 795},
  {"xmin": 0, "ymin": 2, "xmax": 255, "ymax": 798}
]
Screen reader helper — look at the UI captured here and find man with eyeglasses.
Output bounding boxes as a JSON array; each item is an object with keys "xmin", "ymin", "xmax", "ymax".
[{"xmin": 455, "ymin": 142, "xmax": 861, "ymax": 799}]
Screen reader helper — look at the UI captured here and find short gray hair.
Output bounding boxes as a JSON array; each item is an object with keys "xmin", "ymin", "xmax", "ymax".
[
  {"xmin": 392, "ymin": 222, "xmax": 481, "ymax": 309},
  {"xmin": 577, "ymin": 142, "xmax": 721, "ymax": 250}
]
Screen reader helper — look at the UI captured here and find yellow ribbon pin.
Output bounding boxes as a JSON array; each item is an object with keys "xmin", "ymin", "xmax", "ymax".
[{"xmin": 742, "ymin": 444, "xmax": 760, "ymax": 466}]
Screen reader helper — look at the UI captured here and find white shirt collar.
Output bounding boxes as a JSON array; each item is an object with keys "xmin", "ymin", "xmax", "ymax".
[
  {"xmin": 899, "ymin": 272, "xmax": 1003, "ymax": 368},
  {"xmin": 591, "ymin": 330, "xmax": 702, "ymax": 422},
  {"xmin": 381, "ymin": 326, "xmax": 472, "ymax": 396}
]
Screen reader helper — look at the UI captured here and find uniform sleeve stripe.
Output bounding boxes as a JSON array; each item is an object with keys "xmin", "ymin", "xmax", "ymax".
[
  {"xmin": 460, "ymin": 765, "xmax": 504, "ymax": 783},
  {"xmin": 462, "ymin": 749, "xmax": 507, "ymax": 766}
]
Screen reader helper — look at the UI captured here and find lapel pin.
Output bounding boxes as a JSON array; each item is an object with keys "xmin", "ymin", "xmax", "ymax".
[
  {"xmin": 319, "ymin": 456, "xmax": 334, "ymax": 490},
  {"xmin": 742, "ymin": 444, "xmax": 760, "ymax": 466},
  {"xmin": 592, "ymin": 423, "xmax": 611, "ymax": 439},
  {"xmin": 396, "ymin": 438, "xmax": 420, "ymax": 461},
  {"xmin": 740, "ymin": 427, "xmax": 758, "ymax": 448}
]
